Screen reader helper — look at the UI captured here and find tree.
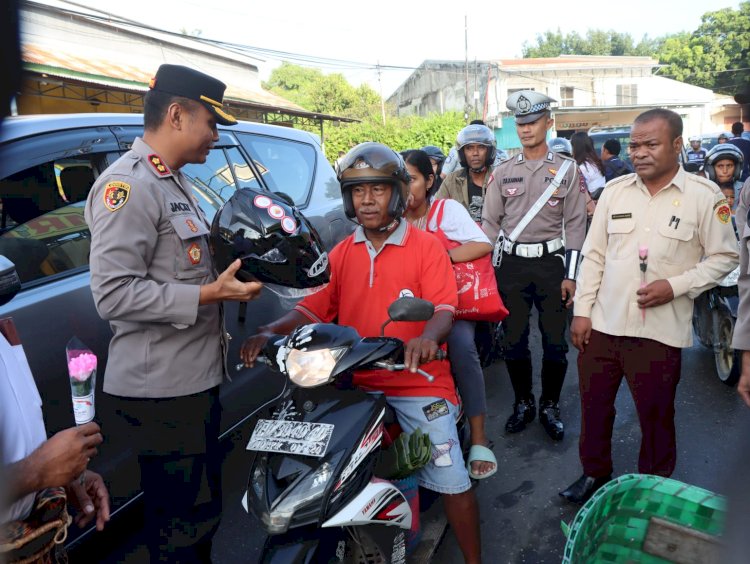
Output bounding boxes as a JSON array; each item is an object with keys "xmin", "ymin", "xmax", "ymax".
[
  {"xmin": 263, "ymin": 62, "xmax": 381, "ymax": 120},
  {"xmin": 522, "ymin": 29, "xmax": 660, "ymax": 58},
  {"xmin": 657, "ymin": 3, "xmax": 750, "ymax": 94}
]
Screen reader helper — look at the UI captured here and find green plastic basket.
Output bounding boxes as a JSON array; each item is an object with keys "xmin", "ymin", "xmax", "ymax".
[{"xmin": 562, "ymin": 474, "xmax": 726, "ymax": 563}]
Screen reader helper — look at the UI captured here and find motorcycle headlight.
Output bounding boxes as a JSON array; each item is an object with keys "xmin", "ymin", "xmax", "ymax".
[
  {"xmin": 264, "ymin": 451, "xmax": 343, "ymax": 534},
  {"xmin": 286, "ymin": 347, "xmax": 346, "ymax": 387}
]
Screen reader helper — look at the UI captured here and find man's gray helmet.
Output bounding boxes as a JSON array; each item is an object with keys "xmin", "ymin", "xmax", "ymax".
[
  {"xmin": 704, "ymin": 144, "xmax": 744, "ymax": 183},
  {"xmin": 337, "ymin": 142, "xmax": 411, "ymax": 220},
  {"xmin": 457, "ymin": 124, "xmax": 496, "ymax": 169}
]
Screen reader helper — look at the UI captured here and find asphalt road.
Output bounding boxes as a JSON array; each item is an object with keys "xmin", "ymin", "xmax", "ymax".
[{"xmin": 73, "ymin": 317, "xmax": 750, "ymax": 563}]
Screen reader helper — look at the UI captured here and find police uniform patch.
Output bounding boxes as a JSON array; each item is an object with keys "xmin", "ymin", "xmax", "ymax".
[
  {"xmin": 187, "ymin": 242, "xmax": 202, "ymax": 264},
  {"xmin": 103, "ymin": 181, "xmax": 131, "ymax": 212},
  {"xmin": 506, "ymin": 188, "xmax": 519, "ymax": 196},
  {"xmin": 548, "ymin": 199, "xmax": 560, "ymax": 207},
  {"xmin": 716, "ymin": 204, "xmax": 731, "ymax": 224},
  {"xmin": 148, "ymin": 154, "xmax": 170, "ymax": 176},
  {"xmin": 186, "ymin": 219, "xmax": 199, "ymax": 233},
  {"xmin": 548, "ymin": 168, "xmax": 557, "ymax": 175},
  {"xmin": 713, "ymin": 198, "xmax": 729, "ymax": 211}
]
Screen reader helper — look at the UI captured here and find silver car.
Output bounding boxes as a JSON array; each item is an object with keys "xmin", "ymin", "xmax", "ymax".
[{"xmin": 0, "ymin": 113, "xmax": 353, "ymax": 546}]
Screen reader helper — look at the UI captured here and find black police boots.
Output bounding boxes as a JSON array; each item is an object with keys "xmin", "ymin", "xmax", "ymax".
[
  {"xmin": 539, "ymin": 399, "xmax": 564, "ymax": 441},
  {"xmin": 559, "ymin": 474, "xmax": 612, "ymax": 504},
  {"xmin": 505, "ymin": 396, "xmax": 536, "ymax": 433}
]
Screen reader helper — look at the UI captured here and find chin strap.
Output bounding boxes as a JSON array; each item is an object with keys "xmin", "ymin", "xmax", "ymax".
[
  {"xmin": 363, "ymin": 218, "xmax": 400, "ymax": 233},
  {"xmin": 564, "ymin": 249, "xmax": 582, "ymax": 281}
]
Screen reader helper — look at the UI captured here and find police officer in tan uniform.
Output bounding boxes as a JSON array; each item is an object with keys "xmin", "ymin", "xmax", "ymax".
[
  {"xmin": 560, "ymin": 108, "xmax": 738, "ymax": 504},
  {"xmin": 85, "ymin": 64, "xmax": 261, "ymax": 561},
  {"xmin": 482, "ymin": 91, "xmax": 585, "ymax": 441}
]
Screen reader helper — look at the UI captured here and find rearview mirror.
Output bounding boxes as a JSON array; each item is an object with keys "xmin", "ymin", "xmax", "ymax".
[
  {"xmin": 387, "ymin": 297, "xmax": 435, "ymax": 322},
  {"xmin": 0, "ymin": 255, "xmax": 21, "ymax": 307}
]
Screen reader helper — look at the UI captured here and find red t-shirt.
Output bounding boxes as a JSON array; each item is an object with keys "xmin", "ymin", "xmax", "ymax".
[{"xmin": 295, "ymin": 221, "xmax": 458, "ymax": 403}]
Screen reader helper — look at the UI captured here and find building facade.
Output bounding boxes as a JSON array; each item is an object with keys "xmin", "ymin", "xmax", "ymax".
[{"xmin": 388, "ymin": 56, "xmax": 743, "ymax": 149}]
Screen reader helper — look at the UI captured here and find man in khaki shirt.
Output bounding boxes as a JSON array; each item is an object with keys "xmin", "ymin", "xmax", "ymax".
[{"xmin": 560, "ymin": 108, "xmax": 739, "ymax": 504}]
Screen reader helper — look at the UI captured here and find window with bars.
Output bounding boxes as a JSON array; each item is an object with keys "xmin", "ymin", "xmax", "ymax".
[
  {"xmin": 616, "ymin": 84, "xmax": 638, "ymax": 105},
  {"xmin": 560, "ymin": 86, "xmax": 574, "ymax": 107}
]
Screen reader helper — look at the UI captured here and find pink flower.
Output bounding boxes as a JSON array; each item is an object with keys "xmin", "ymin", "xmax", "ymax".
[
  {"xmin": 638, "ymin": 245, "xmax": 648, "ymax": 261},
  {"xmin": 68, "ymin": 353, "xmax": 97, "ymax": 381}
]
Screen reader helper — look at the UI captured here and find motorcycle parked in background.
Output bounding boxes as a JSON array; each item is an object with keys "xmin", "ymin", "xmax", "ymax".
[
  {"xmin": 242, "ymin": 297, "xmax": 459, "ymax": 564},
  {"xmin": 692, "ymin": 267, "xmax": 741, "ymax": 385}
]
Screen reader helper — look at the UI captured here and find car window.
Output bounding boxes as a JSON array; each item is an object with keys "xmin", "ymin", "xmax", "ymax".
[
  {"xmin": 0, "ymin": 155, "xmax": 102, "ymax": 285},
  {"xmin": 224, "ymin": 147, "xmax": 263, "ymax": 191},
  {"xmin": 590, "ymin": 133, "xmax": 632, "ymax": 165},
  {"xmin": 236, "ymin": 133, "xmax": 315, "ymax": 206},
  {"xmin": 0, "ymin": 202, "xmax": 89, "ymax": 285},
  {"xmin": 181, "ymin": 148, "xmax": 238, "ymax": 221}
]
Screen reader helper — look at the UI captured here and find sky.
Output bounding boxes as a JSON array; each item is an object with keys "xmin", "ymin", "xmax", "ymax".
[{"xmin": 85, "ymin": 0, "xmax": 743, "ymax": 97}]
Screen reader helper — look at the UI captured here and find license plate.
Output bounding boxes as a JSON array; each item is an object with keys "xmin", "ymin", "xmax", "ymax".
[{"xmin": 247, "ymin": 419, "xmax": 334, "ymax": 458}]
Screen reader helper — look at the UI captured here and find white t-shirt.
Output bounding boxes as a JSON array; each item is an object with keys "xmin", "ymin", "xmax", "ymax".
[
  {"xmin": 426, "ymin": 198, "xmax": 490, "ymax": 245},
  {"xmin": 580, "ymin": 161, "xmax": 606, "ymax": 193},
  {"xmin": 0, "ymin": 334, "xmax": 47, "ymax": 523}
]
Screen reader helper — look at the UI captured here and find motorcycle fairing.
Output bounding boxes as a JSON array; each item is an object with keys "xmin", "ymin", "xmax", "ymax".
[
  {"xmin": 334, "ymin": 409, "xmax": 384, "ymax": 491},
  {"xmin": 322, "ymin": 477, "xmax": 412, "ymax": 530},
  {"xmin": 248, "ymin": 385, "xmax": 388, "ymax": 531}
]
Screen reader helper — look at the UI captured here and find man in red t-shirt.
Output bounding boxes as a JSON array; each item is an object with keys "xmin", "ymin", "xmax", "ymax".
[{"xmin": 241, "ymin": 142, "xmax": 481, "ymax": 564}]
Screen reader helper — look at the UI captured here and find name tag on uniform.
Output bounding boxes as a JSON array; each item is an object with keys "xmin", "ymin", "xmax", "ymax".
[{"xmin": 611, "ymin": 213, "xmax": 632, "ymax": 220}]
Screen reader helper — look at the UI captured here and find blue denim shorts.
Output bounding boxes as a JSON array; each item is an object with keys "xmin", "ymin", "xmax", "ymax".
[{"xmin": 385, "ymin": 395, "xmax": 471, "ymax": 495}]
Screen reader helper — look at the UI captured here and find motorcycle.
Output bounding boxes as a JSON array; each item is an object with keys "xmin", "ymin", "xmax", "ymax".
[
  {"xmin": 241, "ymin": 297, "xmax": 463, "ymax": 564},
  {"xmin": 692, "ymin": 266, "xmax": 741, "ymax": 385}
]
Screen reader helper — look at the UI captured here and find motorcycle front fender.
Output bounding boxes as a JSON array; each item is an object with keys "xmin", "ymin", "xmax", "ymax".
[{"xmin": 260, "ymin": 525, "xmax": 347, "ymax": 564}]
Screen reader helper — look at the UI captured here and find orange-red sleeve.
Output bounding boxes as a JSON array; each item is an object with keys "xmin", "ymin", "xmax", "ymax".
[{"xmin": 294, "ymin": 239, "xmax": 344, "ymax": 323}]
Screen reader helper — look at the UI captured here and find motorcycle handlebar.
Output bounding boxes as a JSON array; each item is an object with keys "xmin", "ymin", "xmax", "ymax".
[
  {"xmin": 373, "ymin": 348, "xmax": 448, "ymax": 383},
  {"xmin": 235, "ymin": 355, "xmax": 273, "ymax": 372}
]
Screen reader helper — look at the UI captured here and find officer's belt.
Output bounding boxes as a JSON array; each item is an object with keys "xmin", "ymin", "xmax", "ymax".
[{"xmin": 502, "ymin": 237, "xmax": 563, "ymax": 258}]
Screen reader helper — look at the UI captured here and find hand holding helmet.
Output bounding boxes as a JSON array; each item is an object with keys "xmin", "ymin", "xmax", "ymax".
[
  {"xmin": 210, "ymin": 187, "xmax": 330, "ymax": 295},
  {"xmin": 200, "ymin": 259, "xmax": 263, "ymax": 305}
]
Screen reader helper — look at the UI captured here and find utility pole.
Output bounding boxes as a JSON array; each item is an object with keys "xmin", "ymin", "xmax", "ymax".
[
  {"xmin": 377, "ymin": 62, "xmax": 386, "ymax": 126},
  {"xmin": 464, "ymin": 14, "xmax": 469, "ymax": 123}
]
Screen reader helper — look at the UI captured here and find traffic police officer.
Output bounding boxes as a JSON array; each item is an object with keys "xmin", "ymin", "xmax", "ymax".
[
  {"xmin": 482, "ymin": 90, "xmax": 586, "ymax": 441},
  {"xmin": 85, "ymin": 64, "xmax": 262, "ymax": 561}
]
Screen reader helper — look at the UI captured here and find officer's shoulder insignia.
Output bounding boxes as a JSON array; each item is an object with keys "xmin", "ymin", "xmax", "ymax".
[
  {"xmin": 103, "ymin": 181, "xmax": 131, "ymax": 212},
  {"xmin": 148, "ymin": 154, "xmax": 170, "ymax": 176},
  {"xmin": 715, "ymin": 204, "xmax": 731, "ymax": 224}
]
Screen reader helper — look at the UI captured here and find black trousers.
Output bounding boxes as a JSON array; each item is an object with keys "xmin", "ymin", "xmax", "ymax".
[
  {"xmin": 112, "ymin": 387, "xmax": 222, "ymax": 563},
  {"xmin": 497, "ymin": 251, "xmax": 569, "ymax": 362},
  {"xmin": 496, "ymin": 251, "xmax": 569, "ymax": 402}
]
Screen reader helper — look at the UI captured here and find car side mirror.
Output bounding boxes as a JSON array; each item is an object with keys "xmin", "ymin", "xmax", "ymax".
[{"xmin": 0, "ymin": 255, "xmax": 21, "ymax": 307}]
